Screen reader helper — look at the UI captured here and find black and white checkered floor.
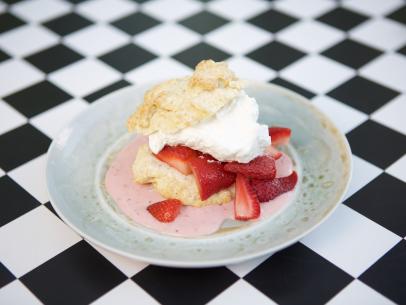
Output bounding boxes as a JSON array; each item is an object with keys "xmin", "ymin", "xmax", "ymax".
[{"xmin": 0, "ymin": 0, "xmax": 405, "ymax": 304}]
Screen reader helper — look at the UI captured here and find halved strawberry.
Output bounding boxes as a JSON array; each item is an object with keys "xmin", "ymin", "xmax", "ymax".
[
  {"xmin": 268, "ymin": 127, "xmax": 292, "ymax": 146},
  {"xmin": 189, "ymin": 154, "xmax": 236, "ymax": 200},
  {"xmin": 266, "ymin": 145, "xmax": 282, "ymax": 160},
  {"xmin": 147, "ymin": 199, "xmax": 182, "ymax": 222},
  {"xmin": 155, "ymin": 145, "xmax": 198, "ymax": 175},
  {"xmin": 234, "ymin": 174, "xmax": 260, "ymax": 221},
  {"xmin": 251, "ymin": 171, "xmax": 298, "ymax": 202},
  {"xmin": 224, "ymin": 155, "xmax": 276, "ymax": 180}
]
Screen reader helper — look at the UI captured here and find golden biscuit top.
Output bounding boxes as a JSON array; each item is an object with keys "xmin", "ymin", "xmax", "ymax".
[{"xmin": 127, "ymin": 60, "xmax": 242, "ymax": 134}]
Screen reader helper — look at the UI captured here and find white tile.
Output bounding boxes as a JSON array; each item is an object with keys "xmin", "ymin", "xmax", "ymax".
[
  {"xmin": 360, "ymin": 53, "xmax": 406, "ymax": 93},
  {"xmin": 0, "ymin": 206, "xmax": 81, "ymax": 277},
  {"xmin": 125, "ymin": 57, "xmax": 191, "ymax": 84},
  {"xmin": 208, "ymin": 280, "xmax": 276, "ymax": 305},
  {"xmin": 274, "ymin": 0, "xmax": 335, "ymax": 18},
  {"xmin": 386, "ymin": 154, "xmax": 406, "ymax": 183},
  {"xmin": 11, "ymin": 0, "xmax": 71, "ymax": 22},
  {"xmin": 90, "ymin": 243, "xmax": 148, "ymax": 277},
  {"xmin": 77, "ymin": 0, "xmax": 137, "ymax": 22},
  {"xmin": 371, "ymin": 94, "xmax": 406, "ymax": 136},
  {"xmin": 0, "ymin": 100, "xmax": 27, "ymax": 135},
  {"xmin": 327, "ymin": 279, "xmax": 395, "ymax": 305},
  {"xmin": 280, "ymin": 55, "xmax": 355, "ymax": 94},
  {"xmin": 302, "ymin": 205, "xmax": 401, "ymax": 277},
  {"xmin": 206, "ymin": 22, "xmax": 271, "ymax": 55},
  {"xmin": 49, "ymin": 59, "xmax": 121, "ymax": 97},
  {"xmin": 134, "ymin": 23, "xmax": 200, "ymax": 56},
  {"xmin": 208, "ymin": 0, "xmax": 269, "ymax": 20},
  {"xmin": 8, "ymin": 154, "xmax": 48, "ymax": 204},
  {"xmin": 350, "ymin": 18, "xmax": 406, "ymax": 51},
  {"xmin": 342, "ymin": 0, "xmax": 404, "ymax": 16},
  {"xmin": 0, "ymin": 25, "xmax": 58, "ymax": 57},
  {"xmin": 64, "ymin": 24, "xmax": 130, "ymax": 57},
  {"xmin": 0, "ymin": 280, "xmax": 42, "ymax": 305},
  {"xmin": 30, "ymin": 99, "xmax": 88, "ymax": 139},
  {"xmin": 0, "ymin": 59, "xmax": 43, "ymax": 97},
  {"xmin": 312, "ymin": 95, "xmax": 368, "ymax": 134},
  {"xmin": 92, "ymin": 279, "xmax": 159, "ymax": 305},
  {"xmin": 0, "ymin": 168, "xmax": 4, "ymax": 177},
  {"xmin": 0, "ymin": 2, "xmax": 6, "ymax": 13},
  {"xmin": 227, "ymin": 254, "xmax": 271, "ymax": 277},
  {"xmin": 227, "ymin": 56, "xmax": 276, "ymax": 81},
  {"xmin": 142, "ymin": 0, "xmax": 202, "ymax": 21},
  {"xmin": 344, "ymin": 155, "xmax": 383, "ymax": 200},
  {"xmin": 278, "ymin": 20, "xmax": 345, "ymax": 53}
]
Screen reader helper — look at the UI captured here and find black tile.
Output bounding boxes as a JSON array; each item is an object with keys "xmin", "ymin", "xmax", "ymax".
[
  {"xmin": 360, "ymin": 240, "xmax": 406, "ymax": 304},
  {"xmin": 65, "ymin": 0, "xmax": 87, "ymax": 3},
  {"xmin": 245, "ymin": 243, "xmax": 353, "ymax": 305},
  {"xmin": 180, "ymin": 11, "xmax": 228, "ymax": 34},
  {"xmin": 327, "ymin": 76, "xmax": 399, "ymax": 114},
  {"xmin": 2, "ymin": 0, "xmax": 24, "ymax": 3},
  {"xmin": 0, "ymin": 176, "xmax": 40, "ymax": 227},
  {"xmin": 387, "ymin": 5, "xmax": 406, "ymax": 25},
  {"xmin": 317, "ymin": 7, "xmax": 368, "ymax": 31},
  {"xmin": 25, "ymin": 44, "xmax": 83, "ymax": 73},
  {"xmin": 347, "ymin": 120, "xmax": 406, "ymax": 168},
  {"xmin": 44, "ymin": 201, "xmax": 59, "ymax": 218},
  {"xmin": 21, "ymin": 241, "xmax": 126, "ymax": 305},
  {"xmin": 248, "ymin": 9, "xmax": 298, "ymax": 33},
  {"xmin": 0, "ymin": 124, "xmax": 51, "ymax": 171},
  {"xmin": 247, "ymin": 41, "xmax": 305, "ymax": 71},
  {"xmin": 345, "ymin": 173, "xmax": 406, "ymax": 236},
  {"xmin": 99, "ymin": 44, "xmax": 156, "ymax": 73},
  {"xmin": 322, "ymin": 39, "xmax": 382, "ymax": 69},
  {"xmin": 4, "ymin": 81, "xmax": 72, "ymax": 117},
  {"xmin": 270, "ymin": 77, "xmax": 316, "ymax": 99},
  {"xmin": 84, "ymin": 80, "xmax": 131, "ymax": 102},
  {"xmin": 0, "ymin": 262, "xmax": 15, "ymax": 289},
  {"xmin": 398, "ymin": 44, "xmax": 406, "ymax": 56},
  {"xmin": 43, "ymin": 13, "xmax": 92, "ymax": 36},
  {"xmin": 111, "ymin": 12, "xmax": 160, "ymax": 35},
  {"xmin": 0, "ymin": 48, "xmax": 10, "ymax": 63},
  {"xmin": 0, "ymin": 13, "xmax": 25, "ymax": 34},
  {"xmin": 173, "ymin": 42, "xmax": 230, "ymax": 68},
  {"xmin": 133, "ymin": 266, "xmax": 238, "ymax": 305}
]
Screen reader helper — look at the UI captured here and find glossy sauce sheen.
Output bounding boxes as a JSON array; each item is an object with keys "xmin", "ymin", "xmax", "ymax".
[{"xmin": 105, "ymin": 136, "xmax": 296, "ymax": 237}]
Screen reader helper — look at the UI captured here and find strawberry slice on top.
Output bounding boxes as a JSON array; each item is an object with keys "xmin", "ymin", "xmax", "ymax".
[
  {"xmin": 224, "ymin": 155, "xmax": 276, "ymax": 180},
  {"xmin": 147, "ymin": 199, "xmax": 182, "ymax": 222},
  {"xmin": 251, "ymin": 171, "xmax": 298, "ymax": 203},
  {"xmin": 268, "ymin": 127, "xmax": 291, "ymax": 146},
  {"xmin": 234, "ymin": 174, "xmax": 260, "ymax": 221},
  {"xmin": 155, "ymin": 145, "xmax": 198, "ymax": 175},
  {"xmin": 189, "ymin": 154, "xmax": 236, "ymax": 200}
]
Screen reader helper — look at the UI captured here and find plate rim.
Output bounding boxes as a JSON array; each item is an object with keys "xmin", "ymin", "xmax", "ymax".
[{"xmin": 46, "ymin": 81, "xmax": 353, "ymax": 268}]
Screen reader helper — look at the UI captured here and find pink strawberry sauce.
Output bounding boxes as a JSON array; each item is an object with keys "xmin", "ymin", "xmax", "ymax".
[{"xmin": 105, "ymin": 136, "xmax": 296, "ymax": 237}]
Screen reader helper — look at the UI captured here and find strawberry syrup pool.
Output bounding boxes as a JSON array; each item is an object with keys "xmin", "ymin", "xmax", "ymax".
[{"xmin": 104, "ymin": 136, "xmax": 296, "ymax": 238}]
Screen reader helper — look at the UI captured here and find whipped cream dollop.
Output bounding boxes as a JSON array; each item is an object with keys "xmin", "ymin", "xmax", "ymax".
[{"xmin": 148, "ymin": 91, "xmax": 270, "ymax": 163}]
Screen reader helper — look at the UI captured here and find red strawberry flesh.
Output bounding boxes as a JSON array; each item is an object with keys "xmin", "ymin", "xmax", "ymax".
[
  {"xmin": 234, "ymin": 174, "xmax": 260, "ymax": 221},
  {"xmin": 189, "ymin": 154, "xmax": 236, "ymax": 200},
  {"xmin": 268, "ymin": 127, "xmax": 291, "ymax": 146},
  {"xmin": 224, "ymin": 155, "xmax": 276, "ymax": 180},
  {"xmin": 251, "ymin": 171, "xmax": 298, "ymax": 202},
  {"xmin": 155, "ymin": 145, "xmax": 198, "ymax": 175},
  {"xmin": 147, "ymin": 199, "xmax": 182, "ymax": 222}
]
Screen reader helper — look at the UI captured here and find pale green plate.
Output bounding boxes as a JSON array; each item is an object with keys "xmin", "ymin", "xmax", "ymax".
[{"xmin": 46, "ymin": 81, "xmax": 352, "ymax": 267}]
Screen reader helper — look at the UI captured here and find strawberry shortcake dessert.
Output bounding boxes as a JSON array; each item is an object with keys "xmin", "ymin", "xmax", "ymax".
[{"xmin": 105, "ymin": 60, "xmax": 298, "ymax": 237}]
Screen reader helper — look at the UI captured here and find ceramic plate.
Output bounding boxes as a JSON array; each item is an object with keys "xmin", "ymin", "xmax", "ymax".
[{"xmin": 46, "ymin": 81, "xmax": 352, "ymax": 267}]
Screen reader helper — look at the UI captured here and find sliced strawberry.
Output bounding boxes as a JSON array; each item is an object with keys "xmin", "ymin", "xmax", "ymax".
[
  {"xmin": 251, "ymin": 171, "xmax": 298, "ymax": 202},
  {"xmin": 147, "ymin": 199, "xmax": 182, "ymax": 222},
  {"xmin": 266, "ymin": 145, "xmax": 282, "ymax": 160},
  {"xmin": 189, "ymin": 154, "xmax": 236, "ymax": 200},
  {"xmin": 234, "ymin": 174, "xmax": 260, "ymax": 221},
  {"xmin": 224, "ymin": 155, "xmax": 276, "ymax": 180},
  {"xmin": 268, "ymin": 127, "xmax": 292, "ymax": 146},
  {"xmin": 155, "ymin": 145, "xmax": 198, "ymax": 175}
]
